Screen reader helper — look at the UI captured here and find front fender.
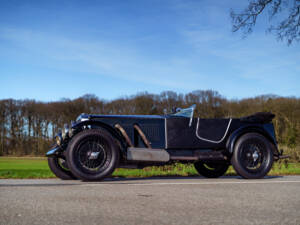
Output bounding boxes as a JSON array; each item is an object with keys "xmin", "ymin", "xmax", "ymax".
[
  {"xmin": 72, "ymin": 120, "xmax": 127, "ymax": 157},
  {"xmin": 226, "ymin": 124, "xmax": 278, "ymax": 154},
  {"xmin": 46, "ymin": 145, "xmax": 63, "ymax": 157}
]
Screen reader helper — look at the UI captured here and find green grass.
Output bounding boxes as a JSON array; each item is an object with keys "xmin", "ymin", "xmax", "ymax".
[
  {"xmin": 0, "ymin": 157, "xmax": 300, "ymax": 179},
  {"xmin": 114, "ymin": 163, "xmax": 199, "ymax": 178},
  {"xmin": 0, "ymin": 157, "xmax": 56, "ymax": 179}
]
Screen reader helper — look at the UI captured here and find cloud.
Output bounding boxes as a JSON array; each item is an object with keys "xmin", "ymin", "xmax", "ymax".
[
  {"xmin": 169, "ymin": 0, "xmax": 299, "ymax": 89},
  {"xmin": 180, "ymin": 25, "xmax": 300, "ymax": 83},
  {"xmin": 0, "ymin": 26, "xmax": 208, "ymax": 91}
]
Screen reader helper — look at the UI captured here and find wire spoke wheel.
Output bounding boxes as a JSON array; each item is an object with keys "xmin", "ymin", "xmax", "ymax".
[
  {"xmin": 239, "ymin": 140, "xmax": 266, "ymax": 174},
  {"xmin": 231, "ymin": 133, "xmax": 273, "ymax": 179},
  {"xmin": 67, "ymin": 129, "xmax": 119, "ymax": 181},
  {"xmin": 76, "ymin": 137, "xmax": 111, "ymax": 174},
  {"xmin": 194, "ymin": 161, "xmax": 229, "ymax": 178},
  {"xmin": 48, "ymin": 156, "xmax": 77, "ymax": 180}
]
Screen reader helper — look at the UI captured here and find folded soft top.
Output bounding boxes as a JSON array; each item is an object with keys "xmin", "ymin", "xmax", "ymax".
[{"xmin": 240, "ymin": 112, "xmax": 275, "ymax": 124}]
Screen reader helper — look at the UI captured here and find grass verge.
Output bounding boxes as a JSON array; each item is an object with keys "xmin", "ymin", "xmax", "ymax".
[{"xmin": 0, "ymin": 157, "xmax": 300, "ymax": 179}]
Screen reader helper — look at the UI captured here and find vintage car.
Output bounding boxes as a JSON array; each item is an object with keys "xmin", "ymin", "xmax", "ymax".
[{"xmin": 46, "ymin": 105, "xmax": 287, "ymax": 181}]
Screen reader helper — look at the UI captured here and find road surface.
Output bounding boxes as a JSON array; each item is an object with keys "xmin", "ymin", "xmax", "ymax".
[{"xmin": 1, "ymin": 176, "xmax": 300, "ymax": 225}]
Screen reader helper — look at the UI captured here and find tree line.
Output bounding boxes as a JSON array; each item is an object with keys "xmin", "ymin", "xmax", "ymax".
[{"xmin": 0, "ymin": 90, "xmax": 299, "ymax": 156}]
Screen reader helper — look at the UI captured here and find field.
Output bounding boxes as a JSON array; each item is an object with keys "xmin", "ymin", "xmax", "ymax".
[{"xmin": 0, "ymin": 157, "xmax": 300, "ymax": 179}]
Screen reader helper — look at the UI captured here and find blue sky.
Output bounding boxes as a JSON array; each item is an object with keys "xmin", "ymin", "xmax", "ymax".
[{"xmin": 0, "ymin": 0, "xmax": 299, "ymax": 101}]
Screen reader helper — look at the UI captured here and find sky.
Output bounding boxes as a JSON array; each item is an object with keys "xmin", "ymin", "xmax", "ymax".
[{"xmin": 0, "ymin": 0, "xmax": 299, "ymax": 102}]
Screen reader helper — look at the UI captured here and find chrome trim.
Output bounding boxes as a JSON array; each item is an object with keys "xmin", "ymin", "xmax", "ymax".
[
  {"xmin": 165, "ymin": 118, "xmax": 168, "ymax": 149},
  {"xmin": 189, "ymin": 104, "xmax": 196, "ymax": 127},
  {"xmin": 76, "ymin": 113, "xmax": 90, "ymax": 122},
  {"xmin": 195, "ymin": 118, "xmax": 232, "ymax": 144}
]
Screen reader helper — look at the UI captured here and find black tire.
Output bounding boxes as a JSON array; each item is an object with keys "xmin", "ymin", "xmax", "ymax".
[
  {"xmin": 194, "ymin": 162, "xmax": 229, "ymax": 178},
  {"xmin": 66, "ymin": 129, "xmax": 120, "ymax": 181},
  {"xmin": 48, "ymin": 157, "xmax": 77, "ymax": 180},
  {"xmin": 231, "ymin": 133, "xmax": 274, "ymax": 179}
]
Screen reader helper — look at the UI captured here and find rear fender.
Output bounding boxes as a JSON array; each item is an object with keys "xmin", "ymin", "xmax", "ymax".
[{"xmin": 226, "ymin": 124, "xmax": 278, "ymax": 155}]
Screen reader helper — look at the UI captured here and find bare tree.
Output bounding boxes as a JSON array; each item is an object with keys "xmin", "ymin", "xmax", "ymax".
[
  {"xmin": 231, "ymin": 0, "xmax": 300, "ymax": 45},
  {"xmin": 0, "ymin": 91, "xmax": 299, "ymax": 156}
]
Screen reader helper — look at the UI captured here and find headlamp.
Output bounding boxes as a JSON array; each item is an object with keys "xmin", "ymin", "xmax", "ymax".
[{"xmin": 55, "ymin": 130, "xmax": 63, "ymax": 146}]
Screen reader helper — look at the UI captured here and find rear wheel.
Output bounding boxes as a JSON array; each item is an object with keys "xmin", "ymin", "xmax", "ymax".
[
  {"xmin": 231, "ymin": 133, "xmax": 274, "ymax": 179},
  {"xmin": 48, "ymin": 156, "xmax": 77, "ymax": 180},
  {"xmin": 66, "ymin": 129, "xmax": 119, "ymax": 181},
  {"xmin": 194, "ymin": 162, "xmax": 229, "ymax": 178}
]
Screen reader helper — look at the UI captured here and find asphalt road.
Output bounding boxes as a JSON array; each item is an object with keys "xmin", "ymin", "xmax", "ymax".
[{"xmin": 1, "ymin": 176, "xmax": 300, "ymax": 225}]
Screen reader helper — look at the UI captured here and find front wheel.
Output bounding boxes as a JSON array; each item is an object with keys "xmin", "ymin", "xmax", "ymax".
[
  {"xmin": 48, "ymin": 157, "xmax": 77, "ymax": 180},
  {"xmin": 231, "ymin": 133, "xmax": 274, "ymax": 179},
  {"xmin": 194, "ymin": 162, "xmax": 229, "ymax": 178},
  {"xmin": 66, "ymin": 129, "xmax": 120, "ymax": 181}
]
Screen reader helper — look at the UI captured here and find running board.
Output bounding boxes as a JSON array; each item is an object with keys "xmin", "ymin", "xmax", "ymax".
[
  {"xmin": 127, "ymin": 147, "xmax": 170, "ymax": 162},
  {"xmin": 169, "ymin": 150, "xmax": 227, "ymax": 161}
]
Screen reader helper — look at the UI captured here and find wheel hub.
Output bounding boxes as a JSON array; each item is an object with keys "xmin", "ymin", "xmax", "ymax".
[
  {"xmin": 88, "ymin": 151, "xmax": 100, "ymax": 160},
  {"xmin": 243, "ymin": 144, "xmax": 264, "ymax": 170},
  {"xmin": 252, "ymin": 151, "xmax": 259, "ymax": 162}
]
